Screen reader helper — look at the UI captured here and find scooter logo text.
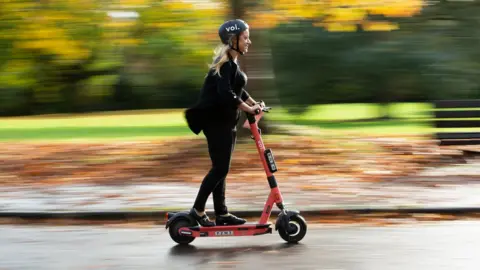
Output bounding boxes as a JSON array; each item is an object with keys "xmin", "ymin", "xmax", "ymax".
[
  {"xmin": 256, "ymin": 139, "xmax": 264, "ymax": 150},
  {"xmin": 215, "ymin": 231, "xmax": 234, "ymax": 236},
  {"xmin": 226, "ymin": 24, "xmax": 239, "ymax": 32}
]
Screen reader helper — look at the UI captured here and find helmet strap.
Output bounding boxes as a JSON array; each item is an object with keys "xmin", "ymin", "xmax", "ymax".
[{"xmin": 229, "ymin": 34, "xmax": 244, "ymax": 55}]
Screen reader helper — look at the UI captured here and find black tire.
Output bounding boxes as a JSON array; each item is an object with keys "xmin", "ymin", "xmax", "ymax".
[
  {"xmin": 169, "ymin": 218, "xmax": 196, "ymax": 245},
  {"xmin": 277, "ymin": 214, "xmax": 307, "ymax": 243}
]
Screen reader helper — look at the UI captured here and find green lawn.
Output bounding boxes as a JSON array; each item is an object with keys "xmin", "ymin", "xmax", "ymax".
[
  {"xmin": 0, "ymin": 103, "xmax": 442, "ymax": 141},
  {"xmin": 0, "ymin": 109, "xmax": 192, "ymax": 142},
  {"xmin": 267, "ymin": 102, "xmax": 436, "ymax": 136},
  {"xmin": 268, "ymin": 102, "xmax": 433, "ymax": 121}
]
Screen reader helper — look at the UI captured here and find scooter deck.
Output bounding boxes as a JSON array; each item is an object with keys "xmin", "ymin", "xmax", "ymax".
[{"xmin": 179, "ymin": 223, "xmax": 273, "ymax": 237}]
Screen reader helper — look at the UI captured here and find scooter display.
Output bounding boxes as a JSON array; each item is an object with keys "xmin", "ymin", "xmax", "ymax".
[{"xmin": 165, "ymin": 102, "xmax": 307, "ymax": 245}]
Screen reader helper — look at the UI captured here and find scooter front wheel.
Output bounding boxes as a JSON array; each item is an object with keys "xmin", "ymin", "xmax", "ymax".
[{"xmin": 277, "ymin": 214, "xmax": 307, "ymax": 243}]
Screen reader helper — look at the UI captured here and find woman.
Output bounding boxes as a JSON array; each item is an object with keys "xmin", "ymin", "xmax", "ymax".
[{"xmin": 184, "ymin": 19, "xmax": 263, "ymax": 226}]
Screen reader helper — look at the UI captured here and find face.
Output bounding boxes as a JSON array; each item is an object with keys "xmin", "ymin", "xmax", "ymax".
[{"xmin": 237, "ymin": 29, "xmax": 251, "ymax": 54}]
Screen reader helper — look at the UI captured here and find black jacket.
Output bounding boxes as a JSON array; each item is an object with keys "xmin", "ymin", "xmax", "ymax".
[{"xmin": 185, "ymin": 56, "xmax": 250, "ymax": 134}]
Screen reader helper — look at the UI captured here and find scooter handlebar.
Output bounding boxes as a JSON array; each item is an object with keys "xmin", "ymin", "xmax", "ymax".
[
  {"xmin": 254, "ymin": 106, "xmax": 271, "ymax": 115},
  {"xmin": 246, "ymin": 101, "xmax": 271, "ymax": 124},
  {"xmin": 253, "ymin": 100, "xmax": 271, "ymax": 115}
]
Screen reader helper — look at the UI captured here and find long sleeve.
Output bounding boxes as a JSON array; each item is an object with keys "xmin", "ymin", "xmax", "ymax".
[
  {"xmin": 217, "ymin": 62, "xmax": 243, "ymax": 107},
  {"xmin": 241, "ymin": 89, "xmax": 250, "ymax": 102}
]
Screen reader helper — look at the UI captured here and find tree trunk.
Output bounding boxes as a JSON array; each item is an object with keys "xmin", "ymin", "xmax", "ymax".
[{"xmin": 229, "ymin": 0, "xmax": 280, "ymax": 138}]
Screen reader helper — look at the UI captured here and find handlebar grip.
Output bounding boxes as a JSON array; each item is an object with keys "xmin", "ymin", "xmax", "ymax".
[{"xmin": 254, "ymin": 109, "xmax": 260, "ymax": 115}]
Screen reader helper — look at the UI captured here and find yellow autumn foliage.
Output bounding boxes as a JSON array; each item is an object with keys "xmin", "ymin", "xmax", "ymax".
[
  {"xmin": 362, "ymin": 21, "xmax": 399, "ymax": 31},
  {"xmin": 248, "ymin": 12, "xmax": 286, "ymax": 29},
  {"xmin": 0, "ymin": 60, "xmax": 36, "ymax": 87},
  {"xmin": 114, "ymin": 39, "xmax": 143, "ymax": 46},
  {"xmin": 321, "ymin": 22, "xmax": 358, "ymax": 32},
  {"xmin": 163, "ymin": 0, "xmax": 195, "ymax": 11},
  {"xmin": 150, "ymin": 22, "xmax": 189, "ymax": 29},
  {"xmin": 367, "ymin": 0, "xmax": 423, "ymax": 17},
  {"xmin": 325, "ymin": 7, "xmax": 366, "ymax": 23},
  {"xmin": 3, "ymin": 3, "xmax": 101, "ymax": 62},
  {"xmin": 103, "ymin": 21, "xmax": 137, "ymax": 28},
  {"xmin": 252, "ymin": 0, "xmax": 425, "ymax": 31},
  {"xmin": 120, "ymin": 0, "xmax": 151, "ymax": 7},
  {"xmin": 1, "ymin": 1, "xmax": 36, "ymax": 11},
  {"xmin": 62, "ymin": 0, "xmax": 97, "ymax": 10}
]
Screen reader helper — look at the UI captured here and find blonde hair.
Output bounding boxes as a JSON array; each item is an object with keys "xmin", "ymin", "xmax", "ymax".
[{"xmin": 208, "ymin": 44, "xmax": 231, "ymax": 77}]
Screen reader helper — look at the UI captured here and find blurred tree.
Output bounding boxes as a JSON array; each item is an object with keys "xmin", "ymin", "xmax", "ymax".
[
  {"xmin": 228, "ymin": 0, "xmax": 285, "ymax": 136},
  {"xmin": 0, "ymin": 0, "xmax": 227, "ymax": 114},
  {"xmin": 246, "ymin": 0, "xmax": 427, "ymax": 117},
  {"xmin": 228, "ymin": 0, "xmax": 276, "ymax": 136},
  {"xmin": 248, "ymin": 0, "xmax": 424, "ymax": 32},
  {"xmin": 118, "ymin": 0, "xmax": 227, "ymax": 109},
  {"xmin": 2, "ymin": 0, "xmax": 480, "ymax": 117},
  {"xmin": 0, "ymin": 0, "xmax": 125, "ymax": 114}
]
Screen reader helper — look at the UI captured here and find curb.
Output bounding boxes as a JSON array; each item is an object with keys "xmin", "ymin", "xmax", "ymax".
[{"xmin": 1, "ymin": 207, "xmax": 480, "ymax": 223}]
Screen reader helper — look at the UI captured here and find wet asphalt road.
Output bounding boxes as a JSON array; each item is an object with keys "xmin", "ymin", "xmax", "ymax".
[{"xmin": 0, "ymin": 221, "xmax": 478, "ymax": 270}]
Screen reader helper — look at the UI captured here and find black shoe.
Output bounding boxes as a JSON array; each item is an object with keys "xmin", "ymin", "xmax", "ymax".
[
  {"xmin": 215, "ymin": 213, "xmax": 246, "ymax": 226},
  {"xmin": 189, "ymin": 208, "xmax": 215, "ymax": 227}
]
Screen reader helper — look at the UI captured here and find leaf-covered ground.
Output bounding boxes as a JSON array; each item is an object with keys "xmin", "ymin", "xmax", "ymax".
[{"xmin": 0, "ymin": 135, "xmax": 467, "ymax": 187}]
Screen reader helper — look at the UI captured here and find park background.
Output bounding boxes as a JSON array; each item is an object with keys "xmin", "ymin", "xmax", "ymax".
[
  {"xmin": 0, "ymin": 0, "xmax": 479, "ymax": 215},
  {"xmin": 1, "ymin": 0, "xmax": 480, "ymax": 138}
]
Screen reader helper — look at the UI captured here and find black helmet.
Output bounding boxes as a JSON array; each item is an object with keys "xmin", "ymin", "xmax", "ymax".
[{"xmin": 218, "ymin": 19, "xmax": 249, "ymax": 55}]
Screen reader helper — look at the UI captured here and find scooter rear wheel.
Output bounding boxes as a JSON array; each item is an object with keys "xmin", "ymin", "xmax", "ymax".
[
  {"xmin": 169, "ymin": 218, "xmax": 196, "ymax": 245},
  {"xmin": 278, "ymin": 214, "xmax": 307, "ymax": 243}
]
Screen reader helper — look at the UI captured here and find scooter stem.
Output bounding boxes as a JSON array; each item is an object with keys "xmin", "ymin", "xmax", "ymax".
[
  {"xmin": 245, "ymin": 110, "xmax": 285, "ymax": 221},
  {"xmin": 246, "ymin": 112, "xmax": 272, "ymax": 178}
]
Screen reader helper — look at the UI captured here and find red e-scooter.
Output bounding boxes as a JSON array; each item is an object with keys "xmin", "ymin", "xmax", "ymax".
[{"xmin": 165, "ymin": 102, "xmax": 307, "ymax": 245}]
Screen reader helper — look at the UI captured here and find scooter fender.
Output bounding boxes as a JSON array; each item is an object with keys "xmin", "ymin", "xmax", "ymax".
[
  {"xmin": 165, "ymin": 211, "xmax": 197, "ymax": 229},
  {"xmin": 275, "ymin": 210, "xmax": 300, "ymax": 231}
]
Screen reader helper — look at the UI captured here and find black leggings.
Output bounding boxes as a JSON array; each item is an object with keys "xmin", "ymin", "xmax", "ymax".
[{"xmin": 193, "ymin": 124, "xmax": 237, "ymax": 215}]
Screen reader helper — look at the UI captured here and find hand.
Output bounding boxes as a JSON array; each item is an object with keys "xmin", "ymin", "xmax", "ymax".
[{"xmin": 249, "ymin": 103, "xmax": 262, "ymax": 115}]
